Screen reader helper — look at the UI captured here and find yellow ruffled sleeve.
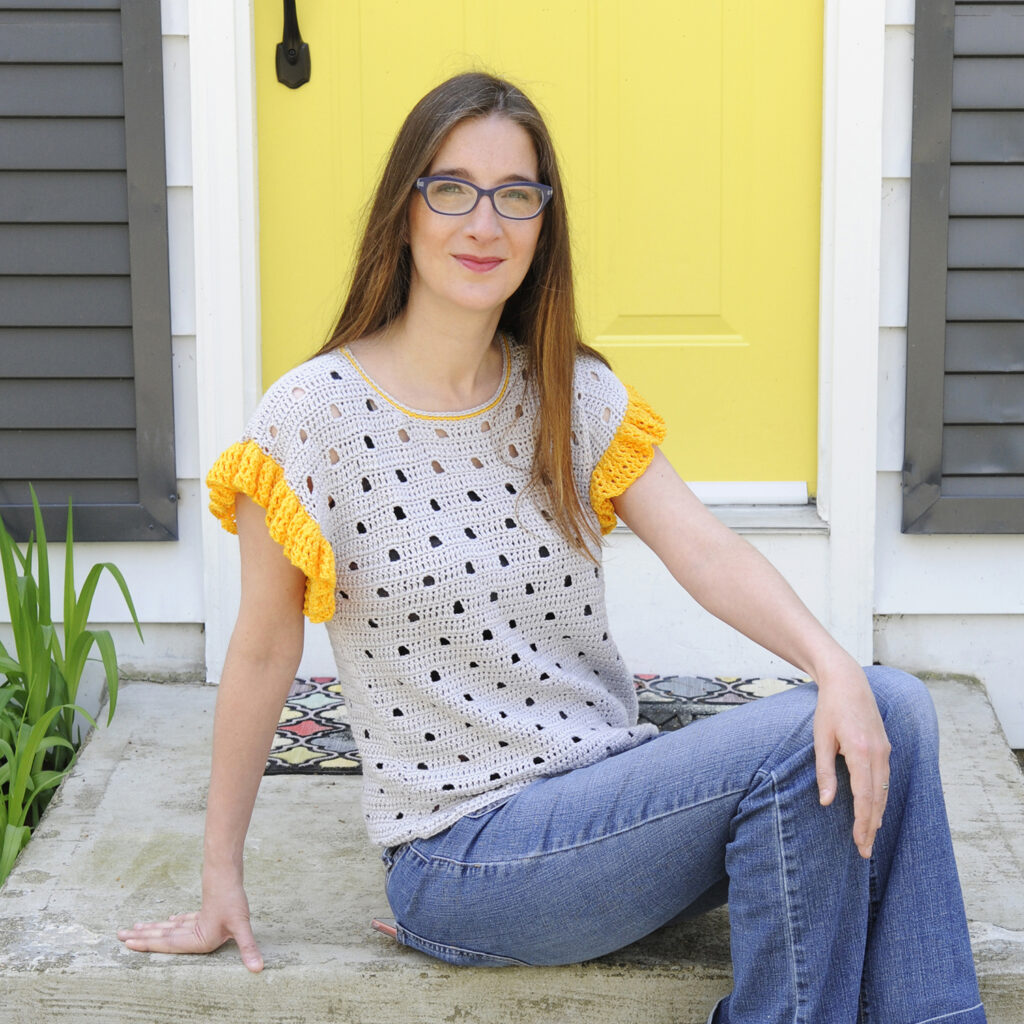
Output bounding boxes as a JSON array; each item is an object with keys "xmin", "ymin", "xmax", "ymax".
[
  {"xmin": 206, "ymin": 440, "xmax": 336, "ymax": 623},
  {"xmin": 589, "ymin": 386, "xmax": 667, "ymax": 534}
]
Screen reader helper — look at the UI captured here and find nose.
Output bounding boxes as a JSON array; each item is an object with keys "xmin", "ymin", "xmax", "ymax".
[{"xmin": 464, "ymin": 193, "xmax": 502, "ymax": 239}]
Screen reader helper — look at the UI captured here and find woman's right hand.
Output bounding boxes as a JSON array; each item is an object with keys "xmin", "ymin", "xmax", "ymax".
[{"xmin": 117, "ymin": 875, "xmax": 264, "ymax": 972}]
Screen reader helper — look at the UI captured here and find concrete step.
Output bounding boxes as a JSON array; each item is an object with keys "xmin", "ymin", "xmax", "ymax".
[{"xmin": 1, "ymin": 675, "xmax": 1021, "ymax": 1024}]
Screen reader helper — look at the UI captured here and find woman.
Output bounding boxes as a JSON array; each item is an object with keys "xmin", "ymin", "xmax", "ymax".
[{"xmin": 118, "ymin": 72, "xmax": 986, "ymax": 1024}]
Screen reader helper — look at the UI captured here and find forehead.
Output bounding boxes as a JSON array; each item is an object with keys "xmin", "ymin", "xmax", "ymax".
[{"xmin": 429, "ymin": 115, "xmax": 539, "ymax": 180}]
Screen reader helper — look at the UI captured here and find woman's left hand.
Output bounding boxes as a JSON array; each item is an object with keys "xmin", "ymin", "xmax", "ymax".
[{"xmin": 812, "ymin": 658, "xmax": 891, "ymax": 859}]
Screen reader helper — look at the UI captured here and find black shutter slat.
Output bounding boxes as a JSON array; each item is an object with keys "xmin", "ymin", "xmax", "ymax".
[
  {"xmin": 946, "ymin": 323, "xmax": 1024, "ymax": 372},
  {"xmin": 0, "ymin": 224, "xmax": 130, "ymax": 274},
  {"xmin": 0, "ymin": 378, "xmax": 136, "ymax": 429},
  {"xmin": 0, "ymin": 171, "xmax": 128, "ymax": 222},
  {"xmin": 0, "ymin": 429, "xmax": 138, "ymax": 479},
  {"xmin": 0, "ymin": 10, "xmax": 121, "ymax": 63},
  {"xmin": 0, "ymin": 327, "xmax": 134, "ymax": 377},
  {"xmin": 944, "ymin": 374, "xmax": 1024, "ymax": 424},
  {"xmin": 953, "ymin": 57, "xmax": 1024, "ymax": 109},
  {"xmin": 0, "ymin": 64, "xmax": 125, "ymax": 117},
  {"xmin": 947, "ymin": 218, "xmax": 1024, "ymax": 269},
  {"xmin": 0, "ymin": 276, "xmax": 131, "ymax": 326},
  {"xmin": 942, "ymin": 425, "xmax": 1024, "ymax": 475},
  {"xmin": 0, "ymin": 480, "xmax": 138, "ymax": 509},
  {"xmin": 950, "ymin": 111, "xmax": 1024, "ymax": 163},
  {"xmin": 954, "ymin": 4, "xmax": 1024, "ymax": 55},
  {"xmin": 942, "ymin": 475, "xmax": 1024, "ymax": 497},
  {"xmin": 950, "ymin": 166, "xmax": 1024, "ymax": 215},
  {"xmin": 0, "ymin": 1, "xmax": 119, "ymax": 9},
  {"xmin": 946, "ymin": 270, "xmax": 1024, "ymax": 320},
  {"xmin": 0, "ymin": 118, "xmax": 126, "ymax": 170}
]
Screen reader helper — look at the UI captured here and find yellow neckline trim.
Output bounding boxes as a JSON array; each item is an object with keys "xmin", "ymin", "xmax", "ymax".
[{"xmin": 340, "ymin": 333, "xmax": 512, "ymax": 422}]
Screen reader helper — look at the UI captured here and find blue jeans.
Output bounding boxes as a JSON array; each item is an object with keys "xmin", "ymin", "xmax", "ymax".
[{"xmin": 382, "ymin": 667, "xmax": 986, "ymax": 1024}]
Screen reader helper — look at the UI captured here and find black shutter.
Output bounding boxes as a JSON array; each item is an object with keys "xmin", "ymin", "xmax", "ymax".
[
  {"xmin": 0, "ymin": 0, "xmax": 176, "ymax": 541},
  {"xmin": 904, "ymin": 0, "xmax": 1024, "ymax": 532}
]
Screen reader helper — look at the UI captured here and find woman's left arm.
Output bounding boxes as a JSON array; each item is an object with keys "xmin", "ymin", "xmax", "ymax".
[{"xmin": 611, "ymin": 449, "xmax": 890, "ymax": 859}]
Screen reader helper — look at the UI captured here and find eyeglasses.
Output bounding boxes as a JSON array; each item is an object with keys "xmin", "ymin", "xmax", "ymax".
[{"xmin": 414, "ymin": 176, "xmax": 553, "ymax": 220}]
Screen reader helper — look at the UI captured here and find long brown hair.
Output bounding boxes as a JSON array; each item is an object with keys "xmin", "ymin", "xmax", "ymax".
[{"xmin": 317, "ymin": 71, "xmax": 608, "ymax": 551}]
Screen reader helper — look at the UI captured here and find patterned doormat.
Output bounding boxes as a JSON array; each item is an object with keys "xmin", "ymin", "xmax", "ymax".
[{"xmin": 265, "ymin": 673, "xmax": 811, "ymax": 776}]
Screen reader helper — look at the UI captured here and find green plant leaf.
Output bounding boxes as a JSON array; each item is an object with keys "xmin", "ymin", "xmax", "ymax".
[
  {"xmin": 25, "ymin": 770, "xmax": 71, "ymax": 809},
  {"xmin": 7, "ymin": 705, "xmax": 79, "ymax": 821},
  {"xmin": 0, "ymin": 652, "xmax": 21, "ymax": 675},
  {"xmin": 0, "ymin": 823, "xmax": 32, "ymax": 887},
  {"xmin": 30, "ymin": 485, "xmax": 51, "ymax": 627},
  {"xmin": 90, "ymin": 630, "xmax": 121, "ymax": 724},
  {"xmin": 71, "ymin": 562, "xmax": 143, "ymax": 644}
]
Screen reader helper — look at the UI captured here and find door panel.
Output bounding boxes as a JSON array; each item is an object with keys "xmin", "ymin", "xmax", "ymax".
[{"xmin": 254, "ymin": 1, "xmax": 822, "ymax": 487}]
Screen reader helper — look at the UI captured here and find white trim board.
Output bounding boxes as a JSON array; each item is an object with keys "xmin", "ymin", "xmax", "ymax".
[
  {"xmin": 189, "ymin": 0, "xmax": 262, "ymax": 681},
  {"xmin": 689, "ymin": 482, "xmax": 808, "ymax": 505},
  {"xmin": 816, "ymin": 0, "xmax": 886, "ymax": 662}
]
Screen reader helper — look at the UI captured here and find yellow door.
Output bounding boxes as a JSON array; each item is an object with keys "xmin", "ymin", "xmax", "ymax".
[{"xmin": 254, "ymin": 1, "xmax": 822, "ymax": 489}]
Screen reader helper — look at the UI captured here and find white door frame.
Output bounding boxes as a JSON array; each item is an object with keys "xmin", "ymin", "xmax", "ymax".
[
  {"xmin": 817, "ymin": 0, "xmax": 886, "ymax": 662},
  {"xmin": 189, "ymin": 0, "xmax": 262, "ymax": 680},
  {"xmin": 190, "ymin": 0, "xmax": 887, "ymax": 678}
]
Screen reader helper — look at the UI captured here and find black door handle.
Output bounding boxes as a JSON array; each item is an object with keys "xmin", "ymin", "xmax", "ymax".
[{"xmin": 276, "ymin": 0, "xmax": 311, "ymax": 89}]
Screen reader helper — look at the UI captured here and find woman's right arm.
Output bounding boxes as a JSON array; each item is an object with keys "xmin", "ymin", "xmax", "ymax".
[{"xmin": 117, "ymin": 494, "xmax": 307, "ymax": 971}]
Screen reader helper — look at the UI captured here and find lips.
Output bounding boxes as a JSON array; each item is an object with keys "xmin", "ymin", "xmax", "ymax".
[{"xmin": 454, "ymin": 254, "xmax": 504, "ymax": 273}]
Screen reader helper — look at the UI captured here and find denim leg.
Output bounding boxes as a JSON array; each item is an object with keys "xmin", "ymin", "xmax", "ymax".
[
  {"xmin": 855, "ymin": 667, "xmax": 985, "ymax": 1024},
  {"xmin": 384, "ymin": 667, "xmax": 984, "ymax": 1023}
]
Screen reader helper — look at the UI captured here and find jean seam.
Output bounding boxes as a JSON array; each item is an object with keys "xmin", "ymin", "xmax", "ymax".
[
  {"xmin": 420, "ymin": 785, "xmax": 748, "ymax": 868},
  {"xmin": 770, "ymin": 771, "xmax": 803, "ymax": 1024},
  {"xmin": 910, "ymin": 1005, "xmax": 984, "ymax": 1024},
  {"xmin": 396, "ymin": 921, "xmax": 531, "ymax": 967}
]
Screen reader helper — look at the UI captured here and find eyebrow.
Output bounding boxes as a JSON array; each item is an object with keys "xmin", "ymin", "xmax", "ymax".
[{"xmin": 430, "ymin": 167, "xmax": 539, "ymax": 184}]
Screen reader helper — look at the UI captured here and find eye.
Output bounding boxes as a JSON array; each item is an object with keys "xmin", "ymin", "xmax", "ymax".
[
  {"xmin": 495, "ymin": 184, "xmax": 543, "ymax": 216},
  {"xmin": 435, "ymin": 179, "xmax": 470, "ymax": 195}
]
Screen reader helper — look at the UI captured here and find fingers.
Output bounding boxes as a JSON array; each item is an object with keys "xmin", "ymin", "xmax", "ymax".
[
  {"xmin": 118, "ymin": 912, "xmax": 209, "ymax": 954},
  {"xmin": 848, "ymin": 755, "xmax": 877, "ymax": 859},
  {"xmin": 231, "ymin": 919, "xmax": 265, "ymax": 972},
  {"xmin": 117, "ymin": 911, "xmax": 263, "ymax": 971},
  {"xmin": 813, "ymin": 730, "xmax": 838, "ymax": 807},
  {"xmin": 847, "ymin": 747, "xmax": 891, "ymax": 859}
]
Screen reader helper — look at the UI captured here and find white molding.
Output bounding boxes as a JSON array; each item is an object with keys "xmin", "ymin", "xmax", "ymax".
[
  {"xmin": 817, "ymin": 0, "xmax": 886, "ymax": 661},
  {"xmin": 189, "ymin": 0, "xmax": 262, "ymax": 681},
  {"xmin": 688, "ymin": 481, "xmax": 808, "ymax": 506}
]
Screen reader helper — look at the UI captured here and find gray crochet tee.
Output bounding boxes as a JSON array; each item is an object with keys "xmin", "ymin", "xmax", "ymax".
[{"xmin": 208, "ymin": 336, "xmax": 666, "ymax": 847}]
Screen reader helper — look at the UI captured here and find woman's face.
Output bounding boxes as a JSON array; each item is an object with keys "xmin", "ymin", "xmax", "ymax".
[{"xmin": 406, "ymin": 114, "xmax": 543, "ymax": 321}]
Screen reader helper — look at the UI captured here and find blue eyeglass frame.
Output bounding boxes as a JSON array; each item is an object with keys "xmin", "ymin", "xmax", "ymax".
[{"xmin": 414, "ymin": 175, "xmax": 554, "ymax": 220}]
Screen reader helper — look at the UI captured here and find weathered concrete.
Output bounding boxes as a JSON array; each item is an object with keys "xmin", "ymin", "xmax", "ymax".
[{"xmin": 0, "ymin": 676, "xmax": 1021, "ymax": 1024}]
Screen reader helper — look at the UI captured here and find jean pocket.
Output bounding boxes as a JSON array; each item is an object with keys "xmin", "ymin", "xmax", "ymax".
[
  {"xmin": 381, "ymin": 842, "xmax": 408, "ymax": 878},
  {"xmin": 460, "ymin": 794, "xmax": 514, "ymax": 820}
]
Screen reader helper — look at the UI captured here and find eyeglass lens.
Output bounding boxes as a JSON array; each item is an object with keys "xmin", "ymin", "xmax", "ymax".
[{"xmin": 423, "ymin": 179, "xmax": 545, "ymax": 219}]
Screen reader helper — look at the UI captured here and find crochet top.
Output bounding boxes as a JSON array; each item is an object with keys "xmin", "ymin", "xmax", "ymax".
[{"xmin": 207, "ymin": 335, "xmax": 667, "ymax": 847}]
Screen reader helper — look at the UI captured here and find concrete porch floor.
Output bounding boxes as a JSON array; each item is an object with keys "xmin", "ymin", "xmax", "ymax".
[{"xmin": 0, "ymin": 675, "xmax": 1022, "ymax": 1024}]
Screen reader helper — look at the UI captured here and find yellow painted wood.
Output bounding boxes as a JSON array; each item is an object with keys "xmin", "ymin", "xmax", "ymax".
[{"xmin": 254, "ymin": 2, "xmax": 822, "ymax": 488}]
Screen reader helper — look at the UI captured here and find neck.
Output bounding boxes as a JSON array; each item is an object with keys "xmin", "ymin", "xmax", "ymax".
[{"xmin": 354, "ymin": 298, "xmax": 505, "ymax": 412}]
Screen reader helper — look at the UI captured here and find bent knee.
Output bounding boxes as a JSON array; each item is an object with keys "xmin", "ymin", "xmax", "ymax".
[{"xmin": 863, "ymin": 665, "xmax": 938, "ymax": 746}]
